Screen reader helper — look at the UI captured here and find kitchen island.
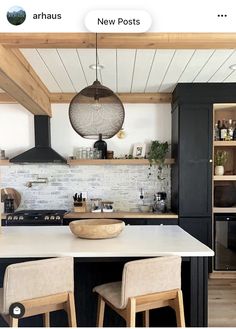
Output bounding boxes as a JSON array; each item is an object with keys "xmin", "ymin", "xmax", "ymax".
[{"xmin": 0, "ymin": 225, "xmax": 213, "ymax": 327}]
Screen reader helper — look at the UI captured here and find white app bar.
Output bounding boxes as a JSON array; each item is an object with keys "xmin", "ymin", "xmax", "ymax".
[{"xmin": 0, "ymin": 0, "xmax": 235, "ymax": 32}]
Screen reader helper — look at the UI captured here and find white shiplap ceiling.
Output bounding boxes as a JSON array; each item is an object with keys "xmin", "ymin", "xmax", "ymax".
[{"xmin": 20, "ymin": 48, "xmax": 236, "ymax": 93}]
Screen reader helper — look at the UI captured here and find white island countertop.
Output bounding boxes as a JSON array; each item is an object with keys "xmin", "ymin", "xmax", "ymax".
[{"xmin": 0, "ymin": 225, "xmax": 214, "ymax": 258}]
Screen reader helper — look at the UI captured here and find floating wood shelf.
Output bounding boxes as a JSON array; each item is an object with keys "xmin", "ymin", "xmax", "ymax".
[
  {"xmin": 67, "ymin": 158, "xmax": 175, "ymax": 166},
  {"xmin": 214, "ymin": 175, "xmax": 236, "ymax": 181},
  {"xmin": 214, "ymin": 141, "xmax": 236, "ymax": 147},
  {"xmin": 213, "ymin": 207, "xmax": 236, "ymax": 213},
  {"xmin": 0, "ymin": 160, "xmax": 10, "ymax": 166},
  {"xmin": 0, "ymin": 159, "xmax": 175, "ymax": 166}
]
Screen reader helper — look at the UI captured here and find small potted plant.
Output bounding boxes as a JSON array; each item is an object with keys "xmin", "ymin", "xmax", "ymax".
[
  {"xmin": 147, "ymin": 141, "xmax": 169, "ymax": 180},
  {"xmin": 214, "ymin": 150, "xmax": 228, "ymax": 175}
]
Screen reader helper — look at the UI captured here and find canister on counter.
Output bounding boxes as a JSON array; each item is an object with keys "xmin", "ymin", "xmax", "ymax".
[{"xmin": 102, "ymin": 201, "xmax": 114, "ymax": 212}]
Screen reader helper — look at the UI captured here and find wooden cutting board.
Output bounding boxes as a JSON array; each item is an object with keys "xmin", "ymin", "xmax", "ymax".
[{"xmin": 1, "ymin": 188, "xmax": 21, "ymax": 210}]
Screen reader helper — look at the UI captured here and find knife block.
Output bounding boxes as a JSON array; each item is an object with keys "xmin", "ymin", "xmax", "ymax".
[{"xmin": 74, "ymin": 201, "xmax": 87, "ymax": 213}]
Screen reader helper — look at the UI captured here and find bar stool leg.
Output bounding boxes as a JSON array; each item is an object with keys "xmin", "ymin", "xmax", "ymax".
[
  {"xmin": 9, "ymin": 316, "xmax": 18, "ymax": 327},
  {"xmin": 43, "ymin": 312, "xmax": 50, "ymax": 327},
  {"xmin": 96, "ymin": 296, "xmax": 105, "ymax": 327},
  {"xmin": 170, "ymin": 290, "xmax": 185, "ymax": 327},
  {"xmin": 143, "ymin": 310, "xmax": 150, "ymax": 327},
  {"xmin": 175, "ymin": 290, "xmax": 185, "ymax": 327},
  {"xmin": 67, "ymin": 292, "xmax": 77, "ymax": 327},
  {"xmin": 126, "ymin": 298, "xmax": 136, "ymax": 327}
]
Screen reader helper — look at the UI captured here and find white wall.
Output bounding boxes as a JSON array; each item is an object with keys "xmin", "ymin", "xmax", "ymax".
[
  {"xmin": 0, "ymin": 104, "xmax": 34, "ymax": 157},
  {"xmin": 0, "ymin": 103, "xmax": 171, "ymax": 158}
]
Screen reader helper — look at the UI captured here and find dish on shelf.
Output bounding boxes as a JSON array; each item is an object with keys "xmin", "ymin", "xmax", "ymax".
[{"xmin": 69, "ymin": 218, "xmax": 125, "ymax": 239}]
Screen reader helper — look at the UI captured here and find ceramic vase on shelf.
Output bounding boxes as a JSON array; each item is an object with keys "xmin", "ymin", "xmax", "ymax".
[{"xmin": 215, "ymin": 165, "xmax": 224, "ymax": 176}]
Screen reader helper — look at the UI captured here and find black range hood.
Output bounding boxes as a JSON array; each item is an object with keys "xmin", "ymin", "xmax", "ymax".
[{"xmin": 10, "ymin": 116, "xmax": 66, "ymax": 163}]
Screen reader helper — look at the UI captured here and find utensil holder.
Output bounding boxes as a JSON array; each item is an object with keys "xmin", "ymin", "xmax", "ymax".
[{"xmin": 4, "ymin": 198, "xmax": 14, "ymax": 213}]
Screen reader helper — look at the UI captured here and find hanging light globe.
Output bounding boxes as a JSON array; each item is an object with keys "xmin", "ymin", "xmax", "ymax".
[
  {"xmin": 69, "ymin": 79, "xmax": 125, "ymax": 139},
  {"xmin": 69, "ymin": 34, "xmax": 125, "ymax": 139}
]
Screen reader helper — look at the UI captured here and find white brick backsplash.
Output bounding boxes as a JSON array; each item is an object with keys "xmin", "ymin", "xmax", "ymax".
[{"xmin": 1, "ymin": 164, "xmax": 171, "ymax": 211}]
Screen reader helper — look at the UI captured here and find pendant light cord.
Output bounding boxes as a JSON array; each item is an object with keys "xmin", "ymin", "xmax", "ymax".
[{"xmin": 96, "ymin": 33, "xmax": 98, "ymax": 81}]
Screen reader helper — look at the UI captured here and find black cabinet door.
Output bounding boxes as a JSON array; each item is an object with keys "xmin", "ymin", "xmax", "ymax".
[
  {"xmin": 178, "ymin": 104, "xmax": 212, "ymax": 217},
  {"xmin": 124, "ymin": 219, "xmax": 146, "ymax": 225},
  {"xmin": 123, "ymin": 219, "xmax": 178, "ymax": 225},
  {"xmin": 179, "ymin": 217, "xmax": 212, "ymax": 247},
  {"xmin": 146, "ymin": 219, "xmax": 178, "ymax": 225}
]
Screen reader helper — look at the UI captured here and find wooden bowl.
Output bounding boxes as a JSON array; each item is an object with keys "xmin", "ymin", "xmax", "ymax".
[{"xmin": 69, "ymin": 219, "xmax": 125, "ymax": 239}]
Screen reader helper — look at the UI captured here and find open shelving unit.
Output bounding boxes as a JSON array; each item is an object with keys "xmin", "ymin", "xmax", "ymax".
[
  {"xmin": 213, "ymin": 104, "xmax": 236, "ymax": 272},
  {"xmin": 213, "ymin": 104, "xmax": 236, "ymax": 213}
]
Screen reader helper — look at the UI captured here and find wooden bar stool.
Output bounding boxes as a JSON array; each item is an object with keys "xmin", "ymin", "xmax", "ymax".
[
  {"xmin": 0, "ymin": 257, "xmax": 77, "ymax": 327},
  {"xmin": 93, "ymin": 256, "xmax": 185, "ymax": 327}
]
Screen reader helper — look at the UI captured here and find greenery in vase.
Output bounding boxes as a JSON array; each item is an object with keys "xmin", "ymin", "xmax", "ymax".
[
  {"xmin": 147, "ymin": 141, "xmax": 169, "ymax": 180},
  {"xmin": 214, "ymin": 150, "xmax": 228, "ymax": 166}
]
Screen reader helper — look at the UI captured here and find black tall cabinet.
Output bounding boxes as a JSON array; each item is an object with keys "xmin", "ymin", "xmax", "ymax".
[
  {"xmin": 171, "ymin": 83, "xmax": 236, "ymax": 249},
  {"xmin": 171, "ymin": 102, "xmax": 213, "ymax": 247},
  {"xmin": 172, "ymin": 103, "xmax": 213, "ymax": 218}
]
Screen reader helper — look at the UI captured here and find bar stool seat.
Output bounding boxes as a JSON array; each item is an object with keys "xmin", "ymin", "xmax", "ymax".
[
  {"xmin": 94, "ymin": 282, "xmax": 122, "ymax": 309},
  {"xmin": 0, "ymin": 257, "xmax": 77, "ymax": 328},
  {"xmin": 93, "ymin": 256, "xmax": 185, "ymax": 327}
]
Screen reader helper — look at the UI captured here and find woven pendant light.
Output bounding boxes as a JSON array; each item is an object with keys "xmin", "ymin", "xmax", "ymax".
[{"xmin": 69, "ymin": 34, "xmax": 125, "ymax": 139}]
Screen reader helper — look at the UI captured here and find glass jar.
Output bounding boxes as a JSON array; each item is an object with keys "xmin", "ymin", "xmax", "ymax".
[
  {"xmin": 81, "ymin": 148, "xmax": 87, "ymax": 159},
  {"xmin": 95, "ymin": 149, "xmax": 102, "ymax": 159},
  {"xmin": 75, "ymin": 147, "xmax": 82, "ymax": 159},
  {"xmin": 89, "ymin": 148, "xmax": 95, "ymax": 159},
  {"xmin": 102, "ymin": 201, "xmax": 114, "ymax": 212},
  {"xmin": 90, "ymin": 198, "xmax": 102, "ymax": 212}
]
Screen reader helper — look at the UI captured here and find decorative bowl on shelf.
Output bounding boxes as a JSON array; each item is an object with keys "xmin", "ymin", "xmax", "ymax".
[
  {"xmin": 139, "ymin": 205, "xmax": 151, "ymax": 212},
  {"xmin": 69, "ymin": 219, "xmax": 125, "ymax": 239}
]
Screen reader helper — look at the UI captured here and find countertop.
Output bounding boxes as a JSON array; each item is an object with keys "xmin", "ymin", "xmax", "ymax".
[
  {"xmin": 0, "ymin": 226, "xmax": 214, "ymax": 258},
  {"xmin": 64, "ymin": 211, "xmax": 178, "ymax": 219}
]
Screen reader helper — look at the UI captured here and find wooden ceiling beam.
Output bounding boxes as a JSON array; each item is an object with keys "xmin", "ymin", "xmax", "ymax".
[
  {"xmin": 0, "ymin": 92, "xmax": 172, "ymax": 104},
  {"xmin": 0, "ymin": 45, "xmax": 51, "ymax": 116},
  {"xmin": 10, "ymin": 48, "xmax": 49, "ymax": 96},
  {"xmin": 0, "ymin": 93, "xmax": 16, "ymax": 103},
  {"xmin": 1, "ymin": 33, "xmax": 236, "ymax": 49},
  {"xmin": 50, "ymin": 92, "xmax": 172, "ymax": 103},
  {"xmin": 117, "ymin": 93, "xmax": 172, "ymax": 103}
]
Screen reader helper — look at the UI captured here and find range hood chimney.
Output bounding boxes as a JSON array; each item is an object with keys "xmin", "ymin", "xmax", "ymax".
[{"xmin": 10, "ymin": 116, "xmax": 66, "ymax": 163}]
